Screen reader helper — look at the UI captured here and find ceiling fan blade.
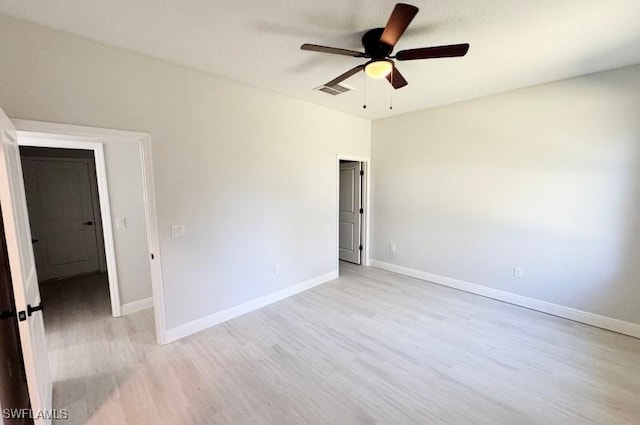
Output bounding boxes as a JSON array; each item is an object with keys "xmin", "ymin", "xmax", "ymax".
[
  {"xmin": 325, "ymin": 65, "xmax": 365, "ymax": 87},
  {"xmin": 380, "ymin": 3, "xmax": 419, "ymax": 47},
  {"xmin": 395, "ymin": 43, "xmax": 470, "ymax": 61},
  {"xmin": 301, "ymin": 44, "xmax": 367, "ymax": 58},
  {"xmin": 386, "ymin": 66, "xmax": 408, "ymax": 89}
]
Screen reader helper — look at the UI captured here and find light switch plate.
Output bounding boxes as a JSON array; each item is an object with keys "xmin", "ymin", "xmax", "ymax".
[
  {"xmin": 116, "ymin": 218, "xmax": 127, "ymax": 229},
  {"xmin": 513, "ymin": 267, "xmax": 524, "ymax": 278},
  {"xmin": 171, "ymin": 225, "xmax": 186, "ymax": 238}
]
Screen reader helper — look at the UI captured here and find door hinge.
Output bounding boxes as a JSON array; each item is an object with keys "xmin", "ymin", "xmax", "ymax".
[
  {"xmin": 358, "ymin": 245, "xmax": 363, "ymax": 251},
  {"xmin": 359, "ymin": 208, "xmax": 364, "ymax": 214},
  {"xmin": 359, "ymin": 170, "xmax": 364, "ymax": 176}
]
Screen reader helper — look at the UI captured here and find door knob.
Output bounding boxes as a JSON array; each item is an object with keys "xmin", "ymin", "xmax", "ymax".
[
  {"xmin": 27, "ymin": 303, "xmax": 44, "ymax": 317},
  {"xmin": 82, "ymin": 221, "xmax": 94, "ymax": 226}
]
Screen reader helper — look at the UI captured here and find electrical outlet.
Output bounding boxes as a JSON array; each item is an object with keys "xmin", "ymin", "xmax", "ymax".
[
  {"xmin": 170, "ymin": 225, "xmax": 186, "ymax": 238},
  {"xmin": 513, "ymin": 267, "xmax": 524, "ymax": 278},
  {"xmin": 273, "ymin": 264, "xmax": 280, "ymax": 276},
  {"xmin": 389, "ymin": 243, "xmax": 397, "ymax": 253}
]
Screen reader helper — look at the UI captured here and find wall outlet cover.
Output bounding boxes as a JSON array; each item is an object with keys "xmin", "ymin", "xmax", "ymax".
[
  {"xmin": 171, "ymin": 225, "xmax": 186, "ymax": 238},
  {"xmin": 514, "ymin": 267, "xmax": 524, "ymax": 278}
]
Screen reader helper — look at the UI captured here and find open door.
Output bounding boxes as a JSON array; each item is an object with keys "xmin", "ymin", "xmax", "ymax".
[
  {"xmin": 339, "ymin": 161, "xmax": 363, "ymax": 264},
  {"xmin": 0, "ymin": 108, "xmax": 52, "ymax": 424}
]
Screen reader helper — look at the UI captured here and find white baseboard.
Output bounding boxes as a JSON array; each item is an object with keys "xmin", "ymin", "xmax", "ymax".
[
  {"xmin": 165, "ymin": 271, "xmax": 339, "ymax": 343},
  {"xmin": 121, "ymin": 297, "xmax": 153, "ymax": 315},
  {"xmin": 369, "ymin": 260, "xmax": 640, "ymax": 339}
]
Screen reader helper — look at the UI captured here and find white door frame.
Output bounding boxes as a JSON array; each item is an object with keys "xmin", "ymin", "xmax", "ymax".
[
  {"xmin": 12, "ymin": 119, "xmax": 167, "ymax": 345},
  {"xmin": 336, "ymin": 154, "xmax": 371, "ymax": 270}
]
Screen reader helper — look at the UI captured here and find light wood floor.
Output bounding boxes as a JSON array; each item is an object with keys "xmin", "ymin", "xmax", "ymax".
[{"xmin": 42, "ymin": 264, "xmax": 640, "ymax": 425}]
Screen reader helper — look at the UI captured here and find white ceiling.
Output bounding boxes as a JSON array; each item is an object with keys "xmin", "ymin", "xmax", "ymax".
[{"xmin": 1, "ymin": 1, "xmax": 640, "ymax": 120}]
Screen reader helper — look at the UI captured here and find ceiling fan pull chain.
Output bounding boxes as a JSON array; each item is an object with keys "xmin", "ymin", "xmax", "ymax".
[
  {"xmin": 363, "ymin": 72, "xmax": 367, "ymax": 109},
  {"xmin": 389, "ymin": 69, "xmax": 394, "ymax": 110}
]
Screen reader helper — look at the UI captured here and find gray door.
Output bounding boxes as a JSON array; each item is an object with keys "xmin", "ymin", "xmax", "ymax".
[
  {"xmin": 22, "ymin": 158, "xmax": 102, "ymax": 280},
  {"xmin": 339, "ymin": 161, "xmax": 362, "ymax": 264}
]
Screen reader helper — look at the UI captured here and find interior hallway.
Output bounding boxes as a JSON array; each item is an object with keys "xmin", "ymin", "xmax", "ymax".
[{"xmin": 43, "ymin": 265, "xmax": 640, "ymax": 425}]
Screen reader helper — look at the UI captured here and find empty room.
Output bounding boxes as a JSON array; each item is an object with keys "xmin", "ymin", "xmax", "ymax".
[{"xmin": 0, "ymin": 1, "xmax": 639, "ymax": 424}]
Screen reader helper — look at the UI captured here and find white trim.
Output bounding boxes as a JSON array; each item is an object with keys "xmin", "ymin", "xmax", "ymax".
[
  {"xmin": 369, "ymin": 260, "xmax": 640, "ymax": 339},
  {"xmin": 17, "ymin": 137, "xmax": 123, "ymax": 318},
  {"xmin": 165, "ymin": 271, "xmax": 338, "ymax": 343},
  {"xmin": 12, "ymin": 119, "xmax": 150, "ymax": 141},
  {"xmin": 137, "ymin": 134, "xmax": 168, "ymax": 344},
  {"xmin": 13, "ymin": 119, "xmax": 168, "ymax": 345},
  {"xmin": 336, "ymin": 154, "xmax": 371, "ymax": 269},
  {"xmin": 121, "ymin": 297, "xmax": 153, "ymax": 315}
]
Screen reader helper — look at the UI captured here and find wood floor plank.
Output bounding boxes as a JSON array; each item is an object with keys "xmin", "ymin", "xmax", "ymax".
[{"xmin": 41, "ymin": 265, "xmax": 640, "ymax": 424}]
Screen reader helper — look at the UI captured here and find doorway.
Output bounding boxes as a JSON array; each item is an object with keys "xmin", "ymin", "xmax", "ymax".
[
  {"xmin": 16, "ymin": 139, "xmax": 124, "ymax": 319},
  {"xmin": 337, "ymin": 156, "xmax": 369, "ymax": 269},
  {"xmin": 20, "ymin": 147, "xmax": 107, "ymax": 282},
  {"xmin": 12, "ymin": 119, "xmax": 167, "ymax": 345},
  {"xmin": 18, "ymin": 146, "xmax": 117, "ymax": 349}
]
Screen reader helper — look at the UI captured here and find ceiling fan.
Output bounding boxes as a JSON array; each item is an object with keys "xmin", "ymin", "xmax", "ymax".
[{"xmin": 300, "ymin": 3, "xmax": 469, "ymax": 90}]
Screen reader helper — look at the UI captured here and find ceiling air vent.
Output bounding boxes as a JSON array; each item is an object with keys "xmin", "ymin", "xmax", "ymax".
[{"xmin": 315, "ymin": 83, "xmax": 353, "ymax": 96}]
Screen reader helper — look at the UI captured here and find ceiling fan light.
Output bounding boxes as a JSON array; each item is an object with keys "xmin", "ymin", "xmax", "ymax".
[{"xmin": 365, "ymin": 60, "xmax": 393, "ymax": 79}]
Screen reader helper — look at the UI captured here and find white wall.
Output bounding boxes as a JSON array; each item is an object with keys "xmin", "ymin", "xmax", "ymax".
[
  {"xmin": 99, "ymin": 140, "xmax": 152, "ymax": 305},
  {"xmin": 371, "ymin": 64, "xmax": 640, "ymax": 325},
  {"xmin": 0, "ymin": 16, "xmax": 371, "ymax": 331}
]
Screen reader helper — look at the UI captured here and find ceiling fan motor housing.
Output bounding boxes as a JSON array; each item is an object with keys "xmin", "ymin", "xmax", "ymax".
[{"xmin": 362, "ymin": 28, "xmax": 393, "ymax": 59}]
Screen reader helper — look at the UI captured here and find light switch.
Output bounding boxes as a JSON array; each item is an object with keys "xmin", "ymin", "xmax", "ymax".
[
  {"xmin": 513, "ymin": 267, "xmax": 524, "ymax": 278},
  {"xmin": 171, "ymin": 225, "xmax": 186, "ymax": 238},
  {"xmin": 115, "ymin": 218, "xmax": 127, "ymax": 229}
]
